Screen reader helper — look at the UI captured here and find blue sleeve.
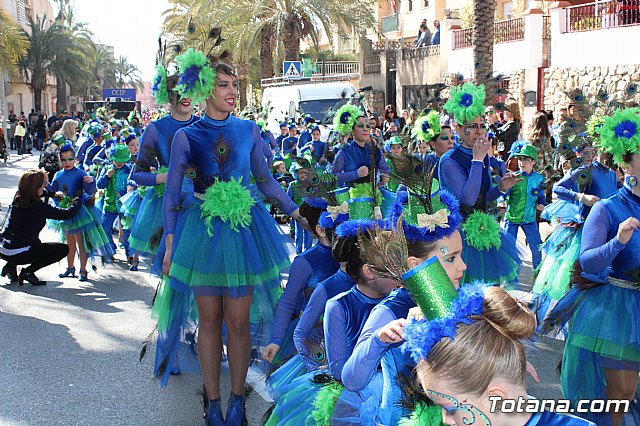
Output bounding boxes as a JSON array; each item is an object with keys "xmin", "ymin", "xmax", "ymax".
[
  {"xmin": 250, "ymin": 125, "xmax": 297, "ymax": 215},
  {"xmin": 96, "ymin": 168, "xmax": 110, "ymax": 189},
  {"xmin": 163, "ymin": 129, "xmax": 190, "ymax": 235},
  {"xmin": 268, "ymin": 132, "xmax": 277, "ymax": 149},
  {"xmin": 269, "ymin": 255, "xmax": 313, "ymax": 345},
  {"xmin": 341, "ymin": 304, "xmax": 396, "ymax": 392},
  {"xmin": 579, "ymin": 201, "xmax": 626, "ymax": 273},
  {"xmin": 76, "ymin": 138, "xmax": 92, "ymax": 164},
  {"xmin": 51, "ymin": 173, "xmax": 60, "ymax": 192},
  {"xmin": 133, "ymin": 123, "xmax": 160, "ymax": 186},
  {"xmin": 330, "ymin": 149, "xmax": 360, "ymax": 186},
  {"xmin": 81, "ymin": 169, "xmax": 97, "ymax": 196},
  {"xmin": 536, "ymin": 177, "xmax": 546, "ymax": 205},
  {"xmin": 439, "ymin": 156, "xmax": 485, "ymax": 206},
  {"xmin": 294, "ymin": 285, "xmax": 328, "ymax": 370},
  {"xmin": 126, "ymin": 165, "xmax": 138, "ymax": 189},
  {"xmin": 324, "ymin": 298, "xmax": 349, "ymax": 380},
  {"xmin": 261, "ymin": 138, "xmax": 274, "ymax": 167},
  {"xmin": 554, "ymin": 168, "xmax": 579, "ymax": 201},
  {"xmin": 91, "ymin": 148, "xmax": 107, "ymax": 166}
]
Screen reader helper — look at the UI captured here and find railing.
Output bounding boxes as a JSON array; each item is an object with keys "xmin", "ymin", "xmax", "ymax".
[
  {"xmin": 543, "ymin": 15, "xmax": 551, "ymax": 39},
  {"xmin": 382, "ymin": 14, "xmax": 399, "ymax": 33},
  {"xmin": 452, "ymin": 28, "xmax": 473, "ymax": 49},
  {"xmin": 311, "ymin": 62, "xmax": 359, "ymax": 76},
  {"xmin": 402, "ymin": 44, "xmax": 440, "ymax": 60},
  {"xmin": 564, "ymin": 0, "xmax": 640, "ymax": 32},
  {"xmin": 452, "ymin": 17, "xmax": 525, "ymax": 49},
  {"xmin": 363, "ymin": 56, "xmax": 381, "ymax": 74},
  {"xmin": 495, "ymin": 17, "xmax": 525, "ymax": 43}
]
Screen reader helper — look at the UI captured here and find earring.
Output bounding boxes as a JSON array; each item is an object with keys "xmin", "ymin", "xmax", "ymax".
[{"xmin": 628, "ymin": 176, "xmax": 638, "ymax": 187}]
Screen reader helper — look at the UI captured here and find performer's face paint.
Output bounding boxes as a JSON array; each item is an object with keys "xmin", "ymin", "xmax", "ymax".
[
  {"xmin": 431, "ymin": 127, "xmax": 454, "ymax": 157},
  {"xmin": 424, "ymin": 388, "xmax": 492, "ymax": 426},
  {"xmin": 459, "ymin": 116, "xmax": 485, "ymax": 149},
  {"xmin": 353, "ymin": 117, "xmax": 371, "ymax": 144},
  {"xmin": 431, "ymin": 230, "xmax": 466, "ymax": 288}
]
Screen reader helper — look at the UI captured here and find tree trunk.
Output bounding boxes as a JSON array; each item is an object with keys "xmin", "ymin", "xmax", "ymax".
[
  {"xmin": 33, "ymin": 87, "xmax": 42, "ymax": 112},
  {"xmin": 283, "ymin": 24, "xmax": 300, "ymax": 62},
  {"xmin": 260, "ymin": 23, "xmax": 274, "ymax": 82},
  {"xmin": 237, "ymin": 62, "xmax": 249, "ymax": 110},
  {"xmin": 472, "ymin": 0, "xmax": 495, "ymax": 93},
  {"xmin": 56, "ymin": 76, "xmax": 67, "ymax": 113}
]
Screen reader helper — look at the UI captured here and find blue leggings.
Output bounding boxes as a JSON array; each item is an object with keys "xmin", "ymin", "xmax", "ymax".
[
  {"xmin": 102, "ymin": 210, "xmax": 132, "ymax": 257},
  {"xmin": 505, "ymin": 220, "xmax": 542, "ymax": 268}
]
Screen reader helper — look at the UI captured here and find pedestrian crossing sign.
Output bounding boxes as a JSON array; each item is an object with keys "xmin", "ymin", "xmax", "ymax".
[{"xmin": 283, "ymin": 61, "xmax": 302, "ymax": 79}]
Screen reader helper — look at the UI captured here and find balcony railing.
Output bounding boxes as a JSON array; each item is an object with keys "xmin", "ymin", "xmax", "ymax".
[
  {"xmin": 564, "ymin": 0, "xmax": 640, "ymax": 32},
  {"xmin": 402, "ymin": 44, "xmax": 441, "ymax": 60},
  {"xmin": 312, "ymin": 62, "xmax": 359, "ymax": 76},
  {"xmin": 382, "ymin": 14, "xmax": 399, "ymax": 33},
  {"xmin": 452, "ymin": 17, "xmax": 525, "ymax": 49}
]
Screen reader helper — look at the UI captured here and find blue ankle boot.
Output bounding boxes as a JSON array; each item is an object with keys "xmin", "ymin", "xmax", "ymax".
[
  {"xmin": 204, "ymin": 399, "xmax": 224, "ymax": 426},
  {"xmin": 225, "ymin": 393, "xmax": 246, "ymax": 426}
]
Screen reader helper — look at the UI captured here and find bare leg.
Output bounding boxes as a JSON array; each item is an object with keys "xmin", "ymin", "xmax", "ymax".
[
  {"xmin": 77, "ymin": 235, "xmax": 88, "ymax": 272},
  {"xmin": 604, "ymin": 368, "xmax": 639, "ymax": 426},
  {"xmin": 65, "ymin": 233, "xmax": 76, "ymax": 268},
  {"xmin": 224, "ymin": 293, "xmax": 253, "ymax": 395},
  {"xmin": 195, "ymin": 295, "xmax": 223, "ymax": 400}
]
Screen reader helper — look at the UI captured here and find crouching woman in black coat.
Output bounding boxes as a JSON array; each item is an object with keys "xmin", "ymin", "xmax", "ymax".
[{"xmin": 0, "ymin": 169, "xmax": 81, "ymax": 285}]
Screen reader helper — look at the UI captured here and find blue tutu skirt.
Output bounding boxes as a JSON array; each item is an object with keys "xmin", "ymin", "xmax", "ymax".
[
  {"xmin": 532, "ymin": 225, "xmax": 582, "ymax": 330},
  {"xmin": 128, "ymin": 187, "xmax": 164, "ymax": 255},
  {"xmin": 120, "ymin": 189, "xmax": 144, "ymax": 220},
  {"xmin": 48, "ymin": 204, "xmax": 114, "ymax": 258},
  {"xmin": 460, "ymin": 229, "xmax": 524, "ymax": 286},
  {"xmin": 561, "ymin": 284, "xmax": 640, "ymax": 424},
  {"xmin": 541, "ymin": 199, "xmax": 581, "ymax": 224},
  {"xmin": 266, "ymin": 372, "xmax": 384, "ymax": 426},
  {"xmin": 267, "ymin": 354, "xmax": 307, "ymax": 399}
]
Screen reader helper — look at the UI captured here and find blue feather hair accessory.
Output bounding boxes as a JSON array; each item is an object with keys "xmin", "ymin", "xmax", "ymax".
[
  {"xmin": 59, "ymin": 142, "xmax": 75, "ymax": 153},
  {"xmin": 335, "ymin": 218, "xmax": 387, "ymax": 238},
  {"xmin": 319, "ymin": 211, "xmax": 349, "ymax": 230},
  {"xmin": 402, "ymin": 282, "xmax": 489, "ymax": 362},
  {"xmin": 304, "ymin": 196, "xmax": 329, "ymax": 210}
]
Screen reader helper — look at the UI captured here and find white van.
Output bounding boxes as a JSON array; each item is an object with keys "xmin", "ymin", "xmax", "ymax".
[{"xmin": 262, "ymin": 81, "xmax": 357, "ymax": 139}]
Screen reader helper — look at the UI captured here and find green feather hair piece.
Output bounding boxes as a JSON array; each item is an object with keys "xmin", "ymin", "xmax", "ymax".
[
  {"xmin": 256, "ymin": 119, "xmax": 266, "ymax": 133},
  {"xmin": 153, "ymin": 64, "xmax": 169, "ymax": 105},
  {"xmin": 444, "ymin": 82, "xmax": 486, "ymax": 125},
  {"xmin": 58, "ymin": 195, "xmax": 74, "ymax": 209},
  {"xmin": 398, "ymin": 401, "xmax": 444, "ymax": 426},
  {"xmin": 598, "ymin": 108, "xmax": 640, "ymax": 166},
  {"xmin": 174, "ymin": 48, "xmax": 216, "ymax": 105},
  {"xmin": 333, "ymin": 104, "xmax": 363, "ymax": 136},
  {"xmin": 349, "ymin": 182, "xmax": 382, "ymax": 205},
  {"xmin": 411, "ymin": 110, "xmax": 442, "ymax": 142},
  {"xmin": 152, "ymin": 166, "xmax": 169, "ymax": 198},
  {"xmin": 311, "ymin": 382, "xmax": 345, "ymax": 425},
  {"xmin": 585, "ymin": 113, "xmax": 606, "ymax": 141},
  {"xmin": 200, "ymin": 177, "xmax": 256, "ymax": 236},
  {"xmin": 462, "ymin": 211, "xmax": 502, "ymax": 251}
]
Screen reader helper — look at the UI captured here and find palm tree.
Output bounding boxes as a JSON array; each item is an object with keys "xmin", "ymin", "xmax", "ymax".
[
  {"xmin": 88, "ymin": 43, "xmax": 117, "ymax": 98},
  {"xmin": 472, "ymin": 0, "xmax": 496, "ymax": 92},
  {"xmin": 0, "ymin": 10, "xmax": 29, "ymax": 77},
  {"xmin": 114, "ymin": 56, "xmax": 145, "ymax": 91}
]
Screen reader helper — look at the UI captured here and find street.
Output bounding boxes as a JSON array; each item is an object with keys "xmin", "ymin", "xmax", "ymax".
[{"xmin": 0, "ymin": 152, "xmax": 563, "ymax": 425}]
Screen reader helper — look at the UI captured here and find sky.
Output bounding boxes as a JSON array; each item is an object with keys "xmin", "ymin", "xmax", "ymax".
[{"xmin": 54, "ymin": 0, "xmax": 172, "ymax": 83}]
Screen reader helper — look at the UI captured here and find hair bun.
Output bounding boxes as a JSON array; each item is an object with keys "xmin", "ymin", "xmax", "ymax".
[
  {"xmin": 332, "ymin": 235, "xmax": 357, "ymax": 262},
  {"xmin": 481, "ymin": 287, "xmax": 535, "ymax": 340}
]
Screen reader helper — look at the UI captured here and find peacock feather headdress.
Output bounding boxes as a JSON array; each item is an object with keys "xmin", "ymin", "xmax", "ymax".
[
  {"xmin": 598, "ymin": 108, "xmax": 640, "ymax": 166},
  {"xmin": 443, "ymin": 82, "xmax": 485, "ymax": 125},
  {"xmin": 174, "ymin": 48, "xmax": 216, "ymax": 105},
  {"xmin": 333, "ymin": 104, "xmax": 363, "ymax": 136},
  {"xmin": 411, "ymin": 110, "xmax": 442, "ymax": 142}
]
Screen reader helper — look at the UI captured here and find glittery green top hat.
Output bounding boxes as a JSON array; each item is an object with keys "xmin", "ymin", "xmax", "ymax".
[
  {"xmin": 402, "ymin": 256, "xmax": 459, "ymax": 321},
  {"xmin": 110, "ymin": 143, "xmax": 132, "ymax": 163}
]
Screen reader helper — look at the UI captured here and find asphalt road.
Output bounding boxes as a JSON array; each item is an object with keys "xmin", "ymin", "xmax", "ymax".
[{"xmin": 0, "ymin": 150, "xmax": 565, "ymax": 426}]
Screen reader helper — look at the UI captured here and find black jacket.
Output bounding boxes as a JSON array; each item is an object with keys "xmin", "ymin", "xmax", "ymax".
[{"xmin": 1, "ymin": 195, "xmax": 81, "ymax": 249}]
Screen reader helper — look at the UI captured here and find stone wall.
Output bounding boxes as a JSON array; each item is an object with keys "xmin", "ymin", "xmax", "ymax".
[
  {"xmin": 543, "ymin": 64, "xmax": 640, "ymax": 114},
  {"xmin": 364, "ymin": 90, "xmax": 386, "ymax": 115}
]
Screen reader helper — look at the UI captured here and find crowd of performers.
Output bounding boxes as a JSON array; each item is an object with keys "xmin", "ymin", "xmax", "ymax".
[{"xmin": 2, "ymin": 45, "xmax": 640, "ymax": 426}]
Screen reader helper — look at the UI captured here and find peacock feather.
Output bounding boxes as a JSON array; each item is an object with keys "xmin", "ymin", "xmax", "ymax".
[
  {"xmin": 384, "ymin": 153, "xmax": 436, "ymax": 214},
  {"xmin": 357, "ymin": 216, "xmax": 409, "ymax": 282}
]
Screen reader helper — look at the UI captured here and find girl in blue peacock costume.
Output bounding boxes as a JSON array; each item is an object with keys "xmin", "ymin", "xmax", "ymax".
[
  {"xmin": 438, "ymin": 82, "xmax": 523, "ymax": 286},
  {"xmin": 264, "ymin": 217, "xmax": 396, "ymax": 426},
  {"xmin": 541, "ymin": 108, "xmax": 640, "ymax": 426},
  {"xmin": 532, "ymin": 121, "xmax": 619, "ymax": 332},
  {"xmin": 154, "ymin": 49, "xmax": 305, "ymax": 426},
  {"xmin": 340, "ymin": 155, "xmax": 465, "ymax": 426},
  {"xmin": 262, "ymin": 199, "xmax": 339, "ymax": 365},
  {"xmin": 49, "ymin": 143, "xmax": 113, "ymax": 282},
  {"xmin": 128, "ymin": 62, "xmax": 199, "ymax": 258},
  {"xmin": 403, "ymin": 280, "xmax": 595, "ymax": 425}
]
